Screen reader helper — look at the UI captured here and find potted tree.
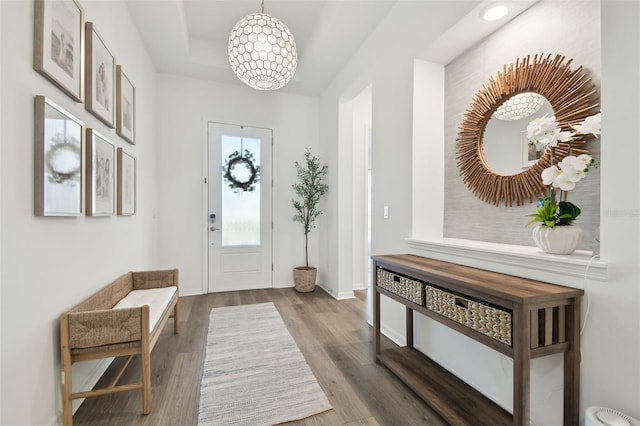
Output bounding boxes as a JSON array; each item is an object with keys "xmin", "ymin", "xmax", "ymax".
[{"xmin": 292, "ymin": 149, "xmax": 328, "ymax": 292}]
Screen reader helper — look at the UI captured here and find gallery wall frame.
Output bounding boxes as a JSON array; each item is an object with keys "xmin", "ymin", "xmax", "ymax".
[
  {"xmin": 116, "ymin": 65, "xmax": 136, "ymax": 144},
  {"xmin": 34, "ymin": 0, "xmax": 85, "ymax": 102},
  {"xmin": 116, "ymin": 148, "xmax": 136, "ymax": 215},
  {"xmin": 85, "ymin": 22, "xmax": 116, "ymax": 128},
  {"xmin": 34, "ymin": 95, "xmax": 85, "ymax": 216},
  {"xmin": 86, "ymin": 128, "xmax": 115, "ymax": 216}
]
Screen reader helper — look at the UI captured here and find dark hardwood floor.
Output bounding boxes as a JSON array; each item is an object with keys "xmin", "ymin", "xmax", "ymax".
[{"xmin": 72, "ymin": 288, "xmax": 447, "ymax": 425}]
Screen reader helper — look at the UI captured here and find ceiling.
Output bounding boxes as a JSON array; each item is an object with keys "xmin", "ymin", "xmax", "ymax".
[{"xmin": 125, "ymin": 0, "xmax": 538, "ymax": 97}]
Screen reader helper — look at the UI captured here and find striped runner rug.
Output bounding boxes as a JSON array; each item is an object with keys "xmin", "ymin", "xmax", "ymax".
[{"xmin": 198, "ymin": 302, "xmax": 332, "ymax": 425}]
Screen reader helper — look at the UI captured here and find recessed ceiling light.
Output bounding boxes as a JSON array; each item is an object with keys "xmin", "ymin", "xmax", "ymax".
[{"xmin": 482, "ymin": 4, "xmax": 509, "ymax": 21}]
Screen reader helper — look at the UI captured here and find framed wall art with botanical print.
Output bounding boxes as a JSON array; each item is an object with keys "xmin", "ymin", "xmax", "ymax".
[
  {"xmin": 86, "ymin": 128, "xmax": 115, "ymax": 216},
  {"xmin": 85, "ymin": 22, "xmax": 115, "ymax": 127},
  {"xmin": 116, "ymin": 65, "xmax": 136, "ymax": 144},
  {"xmin": 117, "ymin": 148, "xmax": 136, "ymax": 215},
  {"xmin": 33, "ymin": 0, "xmax": 85, "ymax": 102},
  {"xmin": 34, "ymin": 96, "xmax": 85, "ymax": 216}
]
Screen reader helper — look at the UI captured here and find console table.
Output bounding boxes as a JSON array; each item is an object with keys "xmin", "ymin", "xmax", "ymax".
[{"xmin": 373, "ymin": 254, "xmax": 583, "ymax": 426}]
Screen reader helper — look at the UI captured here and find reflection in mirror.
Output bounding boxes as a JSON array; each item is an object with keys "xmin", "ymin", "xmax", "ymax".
[{"xmin": 483, "ymin": 96, "xmax": 553, "ymax": 175}]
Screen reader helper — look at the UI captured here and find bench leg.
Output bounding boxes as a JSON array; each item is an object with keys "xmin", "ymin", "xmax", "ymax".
[
  {"xmin": 141, "ymin": 306, "xmax": 151, "ymax": 415},
  {"xmin": 61, "ymin": 365, "xmax": 73, "ymax": 426},
  {"xmin": 173, "ymin": 302, "xmax": 179, "ymax": 334},
  {"xmin": 141, "ymin": 350, "xmax": 151, "ymax": 415},
  {"xmin": 60, "ymin": 315, "xmax": 74, "ymax": 426}
]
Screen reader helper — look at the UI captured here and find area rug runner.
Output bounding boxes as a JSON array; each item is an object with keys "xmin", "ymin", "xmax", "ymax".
[{"xmin": 198, "ymin": 302, "xmax": 332, "ymax": 425}]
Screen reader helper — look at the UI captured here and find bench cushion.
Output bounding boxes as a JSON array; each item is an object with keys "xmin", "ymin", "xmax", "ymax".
[{"xmin": 113, "ymin": 286, "xmax": 177, "ymax": 333}]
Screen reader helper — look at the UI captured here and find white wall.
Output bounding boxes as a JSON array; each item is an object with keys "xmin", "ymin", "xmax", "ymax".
[
  {"xmin": 318, "ymin": 0, "xmax": 477, "ymax": 314},
  {"xmin": 412, "ymin": 59, "xmax": 445, "ymax": 240},
  {"xmin": 351, "ymin": 86, "xmax": 371, "ymax": 291},
  {"xmin": 592, "ymin": 0, "xmax": 640, "ymax": 417},
  {"xmin": 0, "ymin": 1, "xmax": 159, "ymax": 425},
  {"xmin": 155, "ymin": 74, "xmax": 319, "ymax": 295}
]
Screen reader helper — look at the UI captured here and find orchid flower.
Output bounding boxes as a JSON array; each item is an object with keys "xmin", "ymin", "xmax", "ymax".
[
  {"xmin": 554, "ymin": 172, "xmax": 576, "ymax": 191},
  {"xmin": 571, "ymin": 112, "xmax": 601, "ymax": 137},
  {"xmin": 541, "ymin": 165, "xmax": 560, "ymax": 186},
  {"xmin": 527, "ymin": 112, "xmax": 600, "ymax": 228},
  {"xmin": 526, "ymin": 114, "xmax": 574, "ymax": 148}
]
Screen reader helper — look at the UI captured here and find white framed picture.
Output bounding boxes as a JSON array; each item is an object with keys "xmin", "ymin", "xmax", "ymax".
[
  {"xmin": 34, "ymin": 96, "xmax": 85, "ymax": 216},
  {"xmin": 117, "ymin": 148, "xmax": 136, "ymax": 215},
  {"xmin": 86, "ymin": 128, "xmax": 115, "ymax": 216},
  {"xmin": 116, "ymin": 66, "xmax": 136, "ymax": 144},
  {"xmin": 33, "ymin": 0, "xmax": 84, "ymax": 102},
  {"xmin": 521, "ymin": 130, "xmax": 543, "ymax": 169},
  {"xmin": 85, "ymin": 22, "xmax": 115, "ymax": 127}
]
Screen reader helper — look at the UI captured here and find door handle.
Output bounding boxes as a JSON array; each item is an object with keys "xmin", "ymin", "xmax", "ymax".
[{"xmin": 210, "ymin": 226, "xmax": 219, "ymax": 232}]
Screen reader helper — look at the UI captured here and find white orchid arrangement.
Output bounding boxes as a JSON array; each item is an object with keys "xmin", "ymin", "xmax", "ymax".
[{"xmin": 526, "ymin": 112, "xmax": 601, "ymax": 227}]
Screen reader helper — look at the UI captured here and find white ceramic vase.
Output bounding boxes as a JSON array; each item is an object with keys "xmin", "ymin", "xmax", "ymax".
[{"xmin": 532, "ymin": 225, "xmax": 583, "ymax": 255}]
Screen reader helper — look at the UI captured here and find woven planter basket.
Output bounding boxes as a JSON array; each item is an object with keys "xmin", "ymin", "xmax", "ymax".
[{"xmin": 293, "ymin": 267, "xmax": 317, "ymax": 292}]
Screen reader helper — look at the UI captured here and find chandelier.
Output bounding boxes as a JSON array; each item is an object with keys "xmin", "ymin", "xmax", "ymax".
[
  {"xmin": 493, "ymin": 92, "xmax": 545, "ymax": 121},
  {"xmin": 227, "ymin": 0, "xmax": 297, "ymax": 90}
]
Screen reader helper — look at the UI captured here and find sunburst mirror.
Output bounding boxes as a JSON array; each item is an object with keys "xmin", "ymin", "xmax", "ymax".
[{"xmin": 456, "ymin": 54, "xmax": 600, "ymax": 206}]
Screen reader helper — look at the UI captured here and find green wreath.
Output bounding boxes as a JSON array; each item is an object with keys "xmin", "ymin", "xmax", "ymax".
[{"xmin": 223, "ymin": 149, "xmax": 260, "ymax": 192}]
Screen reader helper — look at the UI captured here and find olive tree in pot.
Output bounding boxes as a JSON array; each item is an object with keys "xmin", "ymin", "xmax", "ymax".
[{"xmin": 292, "ymin": 149, "xmax": 328, "ymax": 292}]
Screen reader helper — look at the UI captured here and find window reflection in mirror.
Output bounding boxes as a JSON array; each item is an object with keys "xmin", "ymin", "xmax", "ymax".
[{"xmin": 482, "ymin": 95, "xmax": 553, "ymax": 176}]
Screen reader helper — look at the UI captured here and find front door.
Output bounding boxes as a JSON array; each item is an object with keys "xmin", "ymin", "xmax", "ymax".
[{"xmin": 207, "ymin": 122, "xmax": 273, "ymax": 292}]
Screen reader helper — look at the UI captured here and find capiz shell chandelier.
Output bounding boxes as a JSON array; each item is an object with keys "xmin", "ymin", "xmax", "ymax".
[
  {"xmin": 493, "ymin": 91, "xmax": 545, "ymax": 121},
  {"xmin": 228, "ymin": 1, "xmax": 297, "ymax": 90}
]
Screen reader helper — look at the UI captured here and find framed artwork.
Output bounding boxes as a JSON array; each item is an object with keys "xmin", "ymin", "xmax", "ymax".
[
  {"xmin": 116, "ymin": 66, "xmax": 136, "ymax": 144},
  {"xmin": 86, "ymin": 129, "xmax": 115, "ymax": 216},
  {"xmin": 34, "ymin": 96, "xmax": 85, "ymax": 216},
  {"xmin": 117, "ymin": 148, "xmax": 136, "ymax": 215},
  {"xmin": 85, "ymin": 22, "xmax": 115, "ymax": 128},
  {"xmin": 33, "ymin": 0, "xmax": 85, "ymax": 102},
  {"xmin": 521, "ymin": 130, "xmax": 543, "ymax": 169}
]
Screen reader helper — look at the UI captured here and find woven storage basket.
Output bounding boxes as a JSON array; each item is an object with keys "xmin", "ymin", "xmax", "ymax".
[
  {"xmin": 377, "ymin": 268, "xmax": 425, "ymax": 306},
  {"xmin": 426, "ymin": 285, "xmax": 512, "ymax": 346}
]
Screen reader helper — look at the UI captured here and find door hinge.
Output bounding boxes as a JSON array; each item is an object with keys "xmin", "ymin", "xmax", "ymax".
[
  {"xmin": 204, "ymin": 177, "xmax": 208, "ymax": 184},
  {"xmin": 272, "ymin": 264, "xmax": 274, "ymax": 271}
]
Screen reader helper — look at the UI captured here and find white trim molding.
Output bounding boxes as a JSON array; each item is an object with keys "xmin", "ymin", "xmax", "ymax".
[{"xmin": 406, "ymin": 237, "xmax": 608, "ymax": 286}]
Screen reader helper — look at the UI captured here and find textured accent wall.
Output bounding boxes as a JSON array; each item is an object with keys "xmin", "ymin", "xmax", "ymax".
[{"xmin": 443, "ymin": 1, "xmax": 601, "ymax": 250}]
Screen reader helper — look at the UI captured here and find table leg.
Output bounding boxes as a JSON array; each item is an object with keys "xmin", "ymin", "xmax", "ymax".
[
  {"xmin": 513, "ymin": 305, "xmax": 531, "ymax": 426},
  {"xmin": 564, "ymin": 298, "xmax": 581, "ymax": 425},
  {"xmin": 406, "ymin": 306, "xmax": 414, "ymax": 349},
  {"xmin": 374, "ymin": 288, "xmax": 381, "ymax": 362}
]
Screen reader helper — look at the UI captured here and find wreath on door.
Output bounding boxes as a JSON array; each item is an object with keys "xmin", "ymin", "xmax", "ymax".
[{"xmin": 223, "ymin": 149, "xmax": 260, "ymax": 192}]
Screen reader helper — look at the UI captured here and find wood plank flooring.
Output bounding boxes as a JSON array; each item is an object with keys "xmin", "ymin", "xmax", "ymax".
[{"xmin": 72, "ymin": 288, "xmax": 447, "ymax": 425}]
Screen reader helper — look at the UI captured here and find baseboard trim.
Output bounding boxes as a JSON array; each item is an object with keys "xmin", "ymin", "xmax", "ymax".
[
  {"xmin": 179, "ymin": 288, "xmax": 204, "ymax": 297},
  {"xmin": 365, "ymin": 318, "xmax": 406, "ymax": 347},
  {"xmin": 380, "ymin": 323, "xmax": 406, "ymax": 346}
]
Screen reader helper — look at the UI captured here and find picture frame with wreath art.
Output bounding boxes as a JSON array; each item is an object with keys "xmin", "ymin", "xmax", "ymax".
[{"xmin": 34, "ymin": 96, "xmax": 85, "ymax": 216}]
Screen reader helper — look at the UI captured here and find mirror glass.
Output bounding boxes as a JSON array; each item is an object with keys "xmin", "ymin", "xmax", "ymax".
[{"xmin": 482, "ymin": 94, "xmax": 554, "ymax": 176}]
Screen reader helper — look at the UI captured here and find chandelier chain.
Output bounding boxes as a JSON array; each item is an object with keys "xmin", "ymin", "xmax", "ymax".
[{"xmin": 261, "ymin": 0, "xmax": 264, "ymax": 13}]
